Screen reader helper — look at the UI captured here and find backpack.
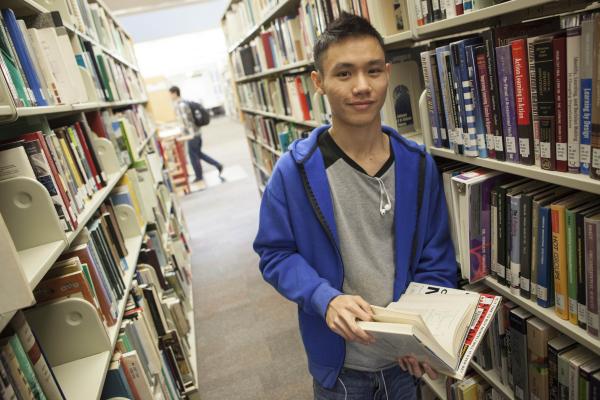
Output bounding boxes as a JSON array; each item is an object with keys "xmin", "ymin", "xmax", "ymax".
[{"xmin": 187, "ymin": 101, "xmax": 210, "ymax": 127}]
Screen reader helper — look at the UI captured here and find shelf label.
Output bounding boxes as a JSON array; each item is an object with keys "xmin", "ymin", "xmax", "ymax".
[
  {"xmin": 556, "ymin": 143, "xmax": 567, "ymax": 161},
  {"xmin": 505, "ymin": 137, "xmax": 517, "ymax": 154},
  {"xmin": 540, "ymin": 142, "xmax": 551, "ymax": 159},
  {"xmin": 581, "ymin": 144, "xmax": 591, "ymax": 164},
  {"xmin": 519, "ymin": 138, "xmax": 530, "ymax": 158}
]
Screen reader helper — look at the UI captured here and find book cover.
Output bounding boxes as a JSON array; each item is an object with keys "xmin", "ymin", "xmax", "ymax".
[
  {"xmin": 566, "ymin": 26, "xmax": 581, "ymax": 174},
  {"xmin": 548, "ymin": 335, "xmax": 576, "ymax": 400},
  {"xmin": 553, "ymin": 34, "xmax": 568, "ymax": 172},
  {"xmin": 436, "ymin": 46, "xmax": 461, "ymax": 154},
  {"xmin": 101, "ymin": 360, "xmax": 134, "ymax": 400},
  {"xmin": 591, "ymin": 14, "xmax": 600, "ymax": 180},
  {"xmin": 527, "ymin": 318, "xmax": 558, "ymax": 400},
  {"xmin": 495, "ymin": 45, "xmax": 519, "ymax": 163},
  {"xmin": 480, "ymin": 29, "xmax": 505, "ymax": 161},
  {"xmin": 466, "ymin": 44, "xmax": 487, "ymax": 158},
  {"xmin": 421, "ymin": 50, "xmax": 441, "ymax": 148},
  {"xmin": 580, "ymin": 14, "xmax": 594, "ymax": 175},
  {"xmin": 474, "ymin": 45, "xmax": 496, "ymax": 159},
  {"xmin": 534, "ymin": 39, "xmax": 556, "ymax": 171},
  {"xmin": 0, "ymin": 339, "xmax": 35, "ymax": 400},
  {"xmin": 4, "ymin": 335, "xmax": 46, "ymax": 400},
  {"xmin": 510, "ymin": 38, "xmax": 533, "ymax": 165},
  {"xmin": 509, "ymin": 307, "xmax": 532, "ymax": 399},
  {"xmin": 585, "ymin": 213, "xmax": 600, "ymax": 338}
]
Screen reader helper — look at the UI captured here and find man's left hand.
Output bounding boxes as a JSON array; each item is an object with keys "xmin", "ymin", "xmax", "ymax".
[{"xmin": 398, "ymin": 356, "xmax": 438, "ymax": 379}]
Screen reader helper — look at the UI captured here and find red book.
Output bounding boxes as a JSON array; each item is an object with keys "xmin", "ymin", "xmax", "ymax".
[
  {"xmin": 553, "ymin": 35, "xmax": 568, "ymax": 172},
  {"xmin": 475, "ymin": 46, "xmax": 496, "ymax": 159},
  {"xmin": 510, "ymin": 39, "xmax": 534, "ymax": 165},
  {"xmin": 259, "ymin": 32, "xmax": 275, "ymax": 69},
  {"xmin": 20, "ymin": 131, "xmax": 78, "ymax": 229},
  {"xmin": 456, "ymin": 1, "xmax": 464, "ymax": 16},
  {"xmin": 74, "ymin": 122, "xmax": 102, "ymax": 190},
  {"xmin": 295, "ymin": 76, "xmax": 311, "ymax": 121},
  {"xmin": 359, "ymin": 0, "xmax": 370, "ymax": 21},
  {"xmin": 85, "ymin": 111, "xmax": 108, "ymax": 138}
]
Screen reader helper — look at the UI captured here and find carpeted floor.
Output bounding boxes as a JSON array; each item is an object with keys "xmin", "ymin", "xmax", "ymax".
[{"xmin": 180, "ymin": 116, "xmax": 313, "ymax": 400}]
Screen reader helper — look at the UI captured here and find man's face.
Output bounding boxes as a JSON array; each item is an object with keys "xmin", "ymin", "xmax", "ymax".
[
  {"xmin": 170, "ymin": 91, "xmax": 178, "ymax": 101},
  {"xmin": 311, "ymin": 35, "xmax": 390, "ymax": 128}
]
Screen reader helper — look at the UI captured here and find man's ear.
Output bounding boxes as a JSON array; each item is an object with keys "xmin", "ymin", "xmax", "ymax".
[
  {"xmin": 385, "ymin": 62, "xmax": 391, "ymax": 77},
  {"xmin": 311, "ymin": 70, "xmax": 325, "ymax": 95}
]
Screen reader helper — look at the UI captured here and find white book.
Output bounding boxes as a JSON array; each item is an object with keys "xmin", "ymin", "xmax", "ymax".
[
  {"xmin": 121, "ymin": 351, "xmax": 154, "ymax": 399},
  {"xmin": 27, "ymin": 28, "xmax": 64, "ymax": 104},
  {"xmin": 17, "ymin": 21, "xmax": 55, "ymax": 106},
  {"xmin": 357, "ymin": 282, "xmax": 501, "ymax": 379},
  {"xmin": 35, "ymin": 27, "xmax": 77, "ymax": 104},
  {"xmin": 55, "ymin": 28, "xmax": 87, "ymax": 103}
]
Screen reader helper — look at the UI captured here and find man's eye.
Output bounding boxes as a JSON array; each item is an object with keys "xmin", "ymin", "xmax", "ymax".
[
  {"xmin": 337, "ymin": 71, "xmax": 350, "ymax": 78},
  {"xmin": 369, "ymin": 69, "xmax": 383, "ymax": 75}
]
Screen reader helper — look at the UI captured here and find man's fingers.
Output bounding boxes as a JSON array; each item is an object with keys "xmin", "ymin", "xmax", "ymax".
[
  {"xmin": 422, "ymin": 363, "xmax": 438, "ymax": 380},
  {"xmin": 350, "ymin": 303, "xmax": 373, "ymax": 322},
  {"xmin": 407, "ymin": 357, "xmax": 422, "ymax": 378},
  {"xmin": 398, "ymin": 357, "xmax": 407, "ymax": 371},
  {"xmin": 354, "ymin": 296, "xmax": 374, "ymax": 318}
]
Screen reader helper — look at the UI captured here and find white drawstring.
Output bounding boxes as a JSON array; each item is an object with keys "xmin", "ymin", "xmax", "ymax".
[
  {"xmin": 338, "ymin": 377, "xmax": 348, "ymax": 400},
  {"xmin": 375, "ymin": 177, "xmax": 392, "ymax": 216},
  {"xmin": 380, "ymin": 370, "xmax": 389, "ymax": 400}
]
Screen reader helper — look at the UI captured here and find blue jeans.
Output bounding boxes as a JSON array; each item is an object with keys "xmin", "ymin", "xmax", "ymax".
[
  {"xmin": 188, "ymin": 135, "xmax": 222, "ymax": 181},
  {"xmin": 313, "ymin": 365, "xmax": 419, "ymax": 400}
]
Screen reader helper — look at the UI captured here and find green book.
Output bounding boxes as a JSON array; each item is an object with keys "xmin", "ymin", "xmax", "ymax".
[
  {"xmin": 6, "ymin": 335, "xmax": 46, "ymax": 400},
  {"xmin": 95, "ymin": 54, "xmax": 113, "ymax": 101},
  {"xmin": 0, "ymin": 19, "xmax": 29, "ymax": 107},
  {"xmin": 80, "ymin": 263, "xmax": 97, "ymax": 300}
]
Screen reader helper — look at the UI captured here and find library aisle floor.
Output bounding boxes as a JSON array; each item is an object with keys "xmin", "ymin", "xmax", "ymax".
[{"xmin": 180, "ymin": 117, "xmax": 313, "ymax": 399}]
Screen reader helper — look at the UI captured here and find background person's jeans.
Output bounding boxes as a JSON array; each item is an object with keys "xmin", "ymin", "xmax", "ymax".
[
  {"xmin": 313, "ymin": 365, "xmax": 419, "ymax": 400},
  {"xmin": 188, "ymin": 134, "xmax": 222, "ymax": 181}
]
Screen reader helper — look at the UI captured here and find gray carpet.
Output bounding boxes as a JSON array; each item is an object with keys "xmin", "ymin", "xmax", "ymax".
[{"xmin": 179, "ymin": 117, "xmax": 313, "ymax": 400}]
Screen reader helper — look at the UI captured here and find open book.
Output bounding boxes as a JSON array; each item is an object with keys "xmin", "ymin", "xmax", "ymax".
[{"xmin": 357, "ymin": 283, "xmax": 501, "ymax": 379}]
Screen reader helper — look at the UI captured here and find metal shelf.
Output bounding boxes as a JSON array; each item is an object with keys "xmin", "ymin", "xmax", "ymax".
[
  {"xmin": 241, "ymin": 107, "xmax": 320, "ymax": 128},
  {"xmin": 235, "ymin": 59, "xmax": 314, "ymax": 83},
  {"xmin": 429, "ymin": 147, "xmax": 600, "ymax": 195},
  {"xmin": 471, "ymin": 362, "xmax": 513, "ymax": 400},
  {"xmin": 246, "ymin": 135, "xmax": 283, "ymax": 156},
  {"xmin": 485, "ymin": 277, "xmax": 600, "ymax": 356},
  {"xmin": 383, "ymin": 30, "xmax": 414, "ymax": 46},
  {"xmin": 15, "ymin": 99, "xmax": 147, "ymax": 118}
]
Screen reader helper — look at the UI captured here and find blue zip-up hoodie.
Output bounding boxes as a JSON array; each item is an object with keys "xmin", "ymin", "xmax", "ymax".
[{"xmin": 253, "ymin": 124, "xmax": 457, "ymax": 389}]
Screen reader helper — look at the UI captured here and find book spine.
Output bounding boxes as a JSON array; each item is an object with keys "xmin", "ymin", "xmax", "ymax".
[
  {"xmin": 528, "ymin": 38, "xmax": 541, "ymax": 167},
  {"xmin": 534, "ymin": 40, "xmax": 556, "ymax": 171},
  {"xmin": 415, "ymin": 0, "xmax": 425, "ymax": 26},
  {"xmin": 551, "ymin": 205, "xmax": 569, "ymax": 320},
  {"xmin": 576, "ymin": 211, "xmax": 587, "ymax": 330},
  {"xmin": 421, "ymin": 51, "xmax": 442, "ymax": 148},
  {"xmin": 1, "ymin": 342, "xmax": 35, "ymax": 400},
  {"xmin": 480, "ymin": 178, "xmax": 495, "ymax": 281},
  {"xmin": 580, "ymin": 15, "xmax": 593, "ymax": 175},
  {"xmin": 510, "ymin": 195, "xmax": 521, "ymax": 294},
  {"xmin": 497, "ymin": 187, "xmax": 508, "ymax": 286},
  {"xmin": 8, "ymin": 335, "xmax": 46, "ymax": 400},
  {"xmin": 0, "ymin": 358, "xmax": 17, "ymax": 400},
  {"xmin": 481, "ymin": 30, "xmax": 505, "ymax": 160},
  {"xmin": 537, "ymin": 206, "xmax": 554, "ymax": 308},
  {"xmin": 10, "ymin": 312, "xmax": 64, "ymax": 400},
  {"xmin": 591, "ymin": 15, "xmax": 600, "ymax": 180},
  {"xmin": 468, "ymin": 181, "xmax": 483, "ymax": 281},
  {"xmin": 495, "ymin": 45, "xmax": 519, "ymax": 163},
  {"xmin": 586, "ymin": 217, "xmax": 599, "ymax": 337},
  {"xmin": 490, "ymin": 187, "xmax": 498, "ymax": 279},
  {"xmin": 454, "ymin": 42, "xmax": 478, "ymax": 157},
  {"xmin": 430, "ymin": 53, "xmax": 449, "ymax": 148},
  {"xmin": 475, "ymin": 45, "xmax": 496, "ymax": 159},
  {"xmin": 447, "ymin": 50, "xmax": 464, "ymax": 154},
  {"xmin": 567, "ymin": 27, "xmax": 581, "ymax": 174},
  {"xmin": 466, "ymin": 44, "xmax": 488, "ymax": 158},
  {"xmin": 511, "ymin": 39, "xmax": 534, "ymax": 165},
  {"xmin": 520, "ymin": 194, "xmax": 532, "ymax": 298},
  {"xmin": 566, "ymin": 209, "xmax": 579, "ymax": 325},
  {"xmin": 509, "ymin": 310, "xmax": 530, "ymax": 399},
  {"xmin": 436, "ymin": 48, "xmax": 459, "ymax": 152},
  {"xmin": 531, "ymin": 201, "xmax": 540, "ymax": 302},
  {"xmin": 553, "ymin": 35, "xmax": 568, "ymax": 172},
  {"xmin": 455, "ymin": 0, "xmax": 463, "ymax": 16},
  {"xmin": 548, "ymin": 342, "xmax": 562, "ymax": 400}
]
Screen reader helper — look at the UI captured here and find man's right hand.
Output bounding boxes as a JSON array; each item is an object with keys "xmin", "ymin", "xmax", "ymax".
[{"xmin": 325, "ymin": 295, "xmax": 375, "ymax": 345}]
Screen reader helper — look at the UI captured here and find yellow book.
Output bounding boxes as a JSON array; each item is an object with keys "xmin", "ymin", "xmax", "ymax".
[
  {"xmin": 58, "ymin": 137, "xmax": 89, "ymax": 204},
  {"xmin": 550, "ymin": 192, "xmax": 597, "ymax": 320},
  {"xmin": 117, "ymin": 173, "xmax": 145, "ymax": 228}
]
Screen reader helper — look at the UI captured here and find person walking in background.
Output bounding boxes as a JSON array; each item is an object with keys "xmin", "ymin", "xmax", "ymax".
[{"xmin": 170, "ymin": 85, "xmax": 224, "ymax": 189}]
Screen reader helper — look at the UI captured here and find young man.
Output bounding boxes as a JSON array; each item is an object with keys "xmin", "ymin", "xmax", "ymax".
[
  {"xmin": 169, "ymin": 86, "xmax": 224, "ymax": 188},
  {"xmin": 253, "ymin": 13, "xmax": 457, "ymax": 399}
]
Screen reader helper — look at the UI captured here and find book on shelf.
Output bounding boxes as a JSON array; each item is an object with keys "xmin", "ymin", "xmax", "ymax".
[{"xmin": 356, "ymin": 282, "xmax": 501, "ymax": 379}]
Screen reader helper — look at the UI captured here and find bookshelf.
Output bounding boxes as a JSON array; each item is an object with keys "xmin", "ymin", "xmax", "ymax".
[
  {"xmin": 227, "ymin": 0, "xmax": 600, "ymax": 398},
  {"xmin": 0, "ymin": 0, "xmax": 199, "ymax": 399}
]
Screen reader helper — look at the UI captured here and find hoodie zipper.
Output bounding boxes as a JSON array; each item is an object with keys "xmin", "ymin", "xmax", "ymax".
[{"xmin": 298, "ymin": 163, "xmax": 345, "ymax": 288}]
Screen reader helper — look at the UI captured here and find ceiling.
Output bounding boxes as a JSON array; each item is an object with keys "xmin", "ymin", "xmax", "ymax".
[{"xmin": 104, "ymin": 0, "xmax": 219, "ymax": 16}]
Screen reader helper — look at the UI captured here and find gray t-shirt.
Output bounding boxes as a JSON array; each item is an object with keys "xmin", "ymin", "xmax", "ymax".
[{"xmin": 318, "ymin": 131, "xmax": 396, "ymax": 371}]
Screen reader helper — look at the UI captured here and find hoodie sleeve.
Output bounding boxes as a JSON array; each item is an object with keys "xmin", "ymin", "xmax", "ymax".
[
  {"xmin": 413, "ymin": 155, "xmax": 458, "ymax": 288},
  {"xmin": 253, "ymin": 169, "xmax": 342, "ymax": 319}
]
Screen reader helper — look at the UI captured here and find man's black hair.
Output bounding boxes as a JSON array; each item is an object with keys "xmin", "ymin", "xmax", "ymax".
[
  {"xmin": 313, "ymin": 12, "xmax": 384, "ymax": 73},
  {"xmin": 169, "ymin": 86, "xmax": 181, "ymax": 97}
]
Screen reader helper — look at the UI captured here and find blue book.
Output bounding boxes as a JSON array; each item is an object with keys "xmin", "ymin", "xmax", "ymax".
[
  {"xmin": 580, "ymin": 14, "xmax": 594, "ymax": 175},
  {"xmin": 495, "ymin": 45, "xmax": 520, "ymax": 163},
  {"xmin": 466, "ymin": 43, "xmax": 488, "ymax": 158},
  {"xmin": 451, "ymin": 38, "xmax": 482, "ymax": 157},
  {"xmin": 101, "ymin": 363, "xmax": 134, "ymax": 400},
  {"xmin": 509, "ymin": 194, "xmax": 521, "ymax": 294},
  {"xmin": 537, "ymin": 205, "xmax": 555, "ymax": 308},
  {"xmin": 1, "ymin": 9, "xmax": 47, "ymax": 106}
]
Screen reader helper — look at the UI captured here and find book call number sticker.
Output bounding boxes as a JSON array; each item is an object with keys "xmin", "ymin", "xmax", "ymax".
[
  {"xmin": 568, "ymin": 144, "xmax": 579, "ymax": 167},
  {"xmin": 581, "ymin": 144, "xmax": 591, "ymax": 164},
  {"xmin": 592, "ymin": 148, "xmax": 600, "ymax": 169},
  {"xmin": 540, "ymin": 142, "xmax": 551, "ymax": 159},
  {"xmin": 494, "ymin": 136, "xmax": 504, "ymax": 152},
  {"xmin": 556, "ymin": 143, "xmax": 567, "ymax": 161},
  {"xmin": 519, "ymin": 138, "xmax": 530, "ymax": 158},
  {"xmin": 505, "ymin": 137, "xmax": 516, "ymax": 154}
]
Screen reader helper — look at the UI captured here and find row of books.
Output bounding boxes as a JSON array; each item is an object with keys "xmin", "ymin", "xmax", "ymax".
[
  {"xmin": 0, "ymin": 106, "xmax": 153, "ymax": 235},
  {"xmin": 422, "ymin": 12, "xmax": 600, "ymax": 178},
  {"xmin": 244, "ymin": 113, "xmax": 311, "ymax": 153},
  {"xmin": 0, "ymin": 9, "xmax": 145, "ymax": 109},
  {"xmin": 414, "ymin": 0, "xmax": 507, "ymax": 27},
  {"xmin": 237, "ymin": 72, "xmax": 330, "ymax": 123},
  {"xmin": 222, "ymin": 0, "xmax": 279, "ymax": 46},
  {"xmin": 441, "ymin": 159, "xmax": 600, "ymax": 337},
  {"xmin": 232, "ymin": 11, "xmax": 311, "ymax": 77},
  {"xmin": 474, "ymin": 291, "xmax": 600, "ymax": 400},
  {"xmin": 42, "ymin": 0, "xmax": 137, "ymax": 64}
]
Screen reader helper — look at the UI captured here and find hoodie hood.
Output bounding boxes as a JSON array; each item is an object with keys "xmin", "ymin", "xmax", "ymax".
[{"xmin": 288, "ymin": 124, "xmax": 425, "ymax": 164}]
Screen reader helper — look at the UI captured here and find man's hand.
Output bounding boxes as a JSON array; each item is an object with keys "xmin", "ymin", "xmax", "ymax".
[
  {"xmin": 325, "ymin": 295, "xmax": 375, "ymax": 345},
  {"xmin": 398, "ymin": 355, "xmax": 438, "ymax": 379}
]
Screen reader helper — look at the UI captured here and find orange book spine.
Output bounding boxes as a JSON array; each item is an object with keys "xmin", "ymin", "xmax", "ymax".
[{"xmin": 551, "ymin": 205, "xmax": 569, "ymax": 319}]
